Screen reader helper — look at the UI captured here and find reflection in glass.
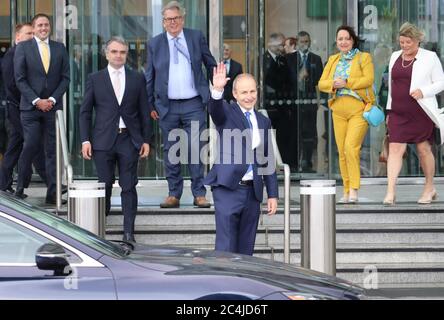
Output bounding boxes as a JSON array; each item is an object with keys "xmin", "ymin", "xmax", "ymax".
[{"xmin": 66, "ymin": 0, "xmax": 207, "ymax": 179}]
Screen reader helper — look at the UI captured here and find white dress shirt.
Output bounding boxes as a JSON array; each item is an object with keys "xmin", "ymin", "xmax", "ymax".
[
  {"xmin": 107, "ymin": 64, "xmax": 127, "ymax": 129},
  {"xmin": 211, "ymin": 89, "xmax": 260, "ymax": 181}
]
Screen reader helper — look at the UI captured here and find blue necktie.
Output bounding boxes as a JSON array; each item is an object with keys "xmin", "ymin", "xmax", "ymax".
[
  {"xmin": 173, "ymin": 37, "xmax": 191, "ymax": 64},
  {"xmin": 245, "ymin": 111, "xmax": 253, "ymax": 175}
]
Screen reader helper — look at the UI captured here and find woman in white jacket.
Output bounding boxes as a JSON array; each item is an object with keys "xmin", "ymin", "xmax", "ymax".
[{"xmin": 383, "ymin": 22, "xmax": 444, "ymax": 205}]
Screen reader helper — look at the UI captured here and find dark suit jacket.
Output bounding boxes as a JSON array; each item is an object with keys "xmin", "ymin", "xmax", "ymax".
[
  {"xmin": 204, "ymin": 97, "xmax": 279, "ymax": 202},
  {"xmin": 1, "ymin": 47, "xmax": 21, "ymax": 106},
  {"xmin": 14, "ymin": 38, "xmax": 70, "ymax": 111},
  {"xmin": 263, "ymin": 51, "xmax": 290, "ymax": 99},
  {"xmin": 145, "ymin": 28, "xmax": 217, "ymax": 119},
  {"xmin": 79, "ymin": 68, "xmax": 152, "ymax": 151},
  {"xmin": 224, "ymin": 59, "xmax": 243, "ymax": 103},
  {"xmin": 286, "ymin": 51, "xmax": 323, "ymax": 98}
]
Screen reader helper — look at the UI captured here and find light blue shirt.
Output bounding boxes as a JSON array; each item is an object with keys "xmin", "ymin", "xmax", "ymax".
[{"xmin": 167, "ymin": 31, "xmax": 199, "ymax": 100}]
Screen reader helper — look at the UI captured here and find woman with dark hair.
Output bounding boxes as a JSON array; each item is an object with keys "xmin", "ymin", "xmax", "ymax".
[
  {"xmin": 318, "ymin": 25, "xmax": 375, "ymax": 203},
  {"xmin": 383, "ymin": 23, "xmax": 444, "ymax": 205}
]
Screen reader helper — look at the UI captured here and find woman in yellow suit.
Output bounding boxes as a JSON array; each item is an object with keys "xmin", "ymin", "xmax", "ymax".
[{"xmin": 319, "ymin": 25, "xmax": 375, "ymax": 203}]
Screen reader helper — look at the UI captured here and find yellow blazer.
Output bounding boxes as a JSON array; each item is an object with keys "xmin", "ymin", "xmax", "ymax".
[{"xmin": 318, "ymin": 52, "xmax": 376, "ymax": 108}]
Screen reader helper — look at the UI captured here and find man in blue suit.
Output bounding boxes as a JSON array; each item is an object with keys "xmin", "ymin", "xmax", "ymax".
[
  {"xmin": 0, "ymin": 23, "xmax": 47, "ymax": 196},
  {"xmin": 145, "ymin": 1, "xmax": 217, "ymax": 208},
  {"xmin": 79, "ymin": 37, "xmax": 151, "ymax": 242},
  {"xmin": 14, "ymin": 14, "xmax": 70, "ymax": 204},
  {"xmin": 204, "ymin": 63, "xmax": 279, "ymax": 256}
]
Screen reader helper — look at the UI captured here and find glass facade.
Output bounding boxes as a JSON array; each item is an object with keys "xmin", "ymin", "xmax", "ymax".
[{"xmin": 2, "ymin": 0, "xmax": 444, "ymax": 181}]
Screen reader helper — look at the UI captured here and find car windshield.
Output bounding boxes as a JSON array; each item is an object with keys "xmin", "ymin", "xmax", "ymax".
[{"xmin": 0, "ymin": 194, "xmax": 127, "ymax": 257}]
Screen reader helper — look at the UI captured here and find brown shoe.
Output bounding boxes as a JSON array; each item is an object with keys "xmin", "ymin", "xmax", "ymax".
[
  {"xmin": 193, "ymin": 196, "xmax": 211, "ymax": 208},
  {"xmin": 160, "ymin": 196, "xmax": 180, "ymax": 208}
]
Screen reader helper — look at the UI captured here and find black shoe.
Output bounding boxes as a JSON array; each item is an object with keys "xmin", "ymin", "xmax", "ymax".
[
  {"xmin": 4, "ymin": 187, "xmax": 15, "ymax": 194},
  {"xmin": 61, "ymin": 184, "xmax": 68, "ymax": 195},
  {"xmin": 123, "ymin": 233, "xmax": 136, "ymax": 242},
  {"xmin": 45, "ymin": 194, "xmax": 67, "ymax": 205},
  {"xmin": 14, "ymin": 189, "xmax": 28, "ymax": 199}
]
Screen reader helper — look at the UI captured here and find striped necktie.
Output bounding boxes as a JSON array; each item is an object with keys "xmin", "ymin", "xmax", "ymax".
[
  {"xmin": 173, "ymin": 37, "xmax": 191, "ymax": 64},
  {"xmin": 245, "ymin": 111, "xmax": 254, "ymax": 175}
]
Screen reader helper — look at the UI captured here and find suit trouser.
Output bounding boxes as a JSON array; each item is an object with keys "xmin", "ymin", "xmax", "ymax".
[
  {"xmin": 300, "ymin": 103, "xmax": 318, "ymax": 170},
  {"xmin": 160, "ymin": 97, "xmax": 207, "ymax": 199},
  {"xmin": 0, "ymin": 103, "xmax": 47, "ymax": 190},
  {"xmin": 213, "ymin": 185, "xmax": 261, "ymax": 256},
  {"xmin": 18, "ymin": 109, "xmax": 56, "ymax": 197},
  {"xmin": 331, "ymin": 96, "xmax": 368, "ymax": 194},
  {"xmin": 94, "ymin": 132, "xmax": 139, "ymax": 237}
]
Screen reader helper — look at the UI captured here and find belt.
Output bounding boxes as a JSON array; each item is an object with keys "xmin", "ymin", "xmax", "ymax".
[
  {"xmin": 169, "ymin": 96, "xmax": 199, "ymax": 103},
  {"xmin": 239, "ymin": 180, "xmax": 253, "ymax": 186},
  {"xmin": 118, "ymin": 128, "xmax": 128, "ymax": 134}
]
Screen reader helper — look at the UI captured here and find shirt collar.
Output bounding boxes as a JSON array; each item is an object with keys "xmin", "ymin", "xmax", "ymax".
[
  {"xmin": 107, "ymin": 64, "xmax": 125, "ymax": 75},
  {"xmin": 268, "ymin": 50, "xmax": 278, "ymax": 61},
  {"xmin": 35, "ymin": 36, "xmax": 49, "ymax": 45},
  {"xmin": 167, "ymin": 30, "xmax": 185, "ymax": 41},
  {"xmin": 238, "ymin": 104, "xmax": 255, "ymax": 116}
]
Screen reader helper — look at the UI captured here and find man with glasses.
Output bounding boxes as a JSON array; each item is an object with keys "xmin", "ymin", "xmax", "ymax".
[{"xmin": 145, "ymin": 1, "xmax": 217, "ymax": 209}]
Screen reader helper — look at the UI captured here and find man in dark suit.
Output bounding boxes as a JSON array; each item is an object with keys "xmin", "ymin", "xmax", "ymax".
[
  {"xmin": 0, "ymin": 23, "xmax": 47, "ymax": 196},
  {"xmin": 263, "ymin": 33, "xmax": 292, "ymax": 169},
  {"xmin": 14, "ymin": 14, "xmax": 70, "ymax": 204},
  {"xmin": 80, "ymin": 37, "xmax": 151, "ymax": 243},
  {"xmin": 286, "ymin": 31, "xmax": 323, "ymax": 173},
  {"xmin": 145, "ymin": 1, "xmax": 217, "ymax": 209},
  {"xmin": 222, "ymin": 43, "xmax": 243, "ymax": 103},
  {"xmin": 204, "ymin": 63, "xmax": 279, "ymax": 256}
]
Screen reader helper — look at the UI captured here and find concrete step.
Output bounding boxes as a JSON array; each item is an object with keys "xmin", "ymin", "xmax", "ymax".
[
  {"xmin": 104, "ymin": 208, "xmax": 444, "ymax": 226},
  {"xmin": 107, "ymin": 238, "xmax": 444, "ymax": 265},
  {"xmin": 106, "ymin": 223, "xmax": 444, "ymax": 246},
  {"xmin": 337, "ymin": 263, "xmax": 444, "ymax": 288},
  {"xmin": 256, "ymin": 250, "xmax": 444, "ymax": 265}
]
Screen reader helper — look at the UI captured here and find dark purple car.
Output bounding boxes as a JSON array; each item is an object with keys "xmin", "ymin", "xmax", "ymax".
[{"xmin": 0, "ymin": 192, "xmax": 364, "ymax": 300}]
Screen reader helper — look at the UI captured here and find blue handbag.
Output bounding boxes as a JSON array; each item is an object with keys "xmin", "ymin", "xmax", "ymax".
[{"xmin": 363, "ymin": 105, "xmax": 385, "ymax": 127}]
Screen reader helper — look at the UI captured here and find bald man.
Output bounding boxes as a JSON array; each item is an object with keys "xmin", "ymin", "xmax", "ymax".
[{"xmin": 204, "ymin": 63, "xmax": 278, "ymax": 256}]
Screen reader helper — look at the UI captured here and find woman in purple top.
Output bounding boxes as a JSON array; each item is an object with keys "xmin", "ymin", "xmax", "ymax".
[{"xmin": 383, "ymin": 23, "xmax": 444, "ymax": 205}]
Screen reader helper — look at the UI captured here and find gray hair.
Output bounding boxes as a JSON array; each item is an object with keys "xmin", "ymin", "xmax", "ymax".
[
  {"xmin": 104, "ymin": 36, "xmax": 129, "ymax": 53},
  {"xmin": 399, "ymin": 22, "xmax": 425, "ymax": 42},
  {"xmin": 268, "ymin": 32, "xmax": 285, "ymax": 46},
  {"xmin": 162, "ymin": 1, "xmax": 186, "ymax": 17}
]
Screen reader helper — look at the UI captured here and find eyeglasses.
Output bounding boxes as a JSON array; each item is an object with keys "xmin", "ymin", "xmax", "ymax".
[{"xmin": 163, "ymin": 16, "xmax": 183, "ymax": 24}]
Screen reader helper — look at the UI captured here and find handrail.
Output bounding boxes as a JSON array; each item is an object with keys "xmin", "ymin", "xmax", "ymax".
[
  {"xmin": 56, "ymin": 110, "xmax": 73, "ymax": 213},
  {"xmin": 258, "ymin": 109, "xmax": 291, "ymax": 264}
]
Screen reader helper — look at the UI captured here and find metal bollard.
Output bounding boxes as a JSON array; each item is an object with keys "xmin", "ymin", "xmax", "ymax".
[
  {"xmin": 68, "ymin": 182, "xmax": 106, "ymax": 238},
  {"xmin": 300, "ymin": 180, "xmax": 336, "ymax": 276}
]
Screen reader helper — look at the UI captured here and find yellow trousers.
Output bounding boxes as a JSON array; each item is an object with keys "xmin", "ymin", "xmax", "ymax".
[{"xmin": 331, "ymin": 96, "xmax": 368, "ymax": 194}]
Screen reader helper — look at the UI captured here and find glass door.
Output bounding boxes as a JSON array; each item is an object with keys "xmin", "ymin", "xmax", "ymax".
[
  {"xmin": 64, "ymin": 0, "xmax": 209, "ymax": 179},
  {"xmin": 259, "ymin": 0, "xmax": 347, "ymax": 179},
  {"xmin": 358, "ymin": 0, "xmax": 444, "ymax": 177}
]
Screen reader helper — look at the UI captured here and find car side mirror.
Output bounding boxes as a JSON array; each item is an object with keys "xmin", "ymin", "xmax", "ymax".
[{"xmin": 36, "ymin": 243, "xmax": 71, "ymax": 276}]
